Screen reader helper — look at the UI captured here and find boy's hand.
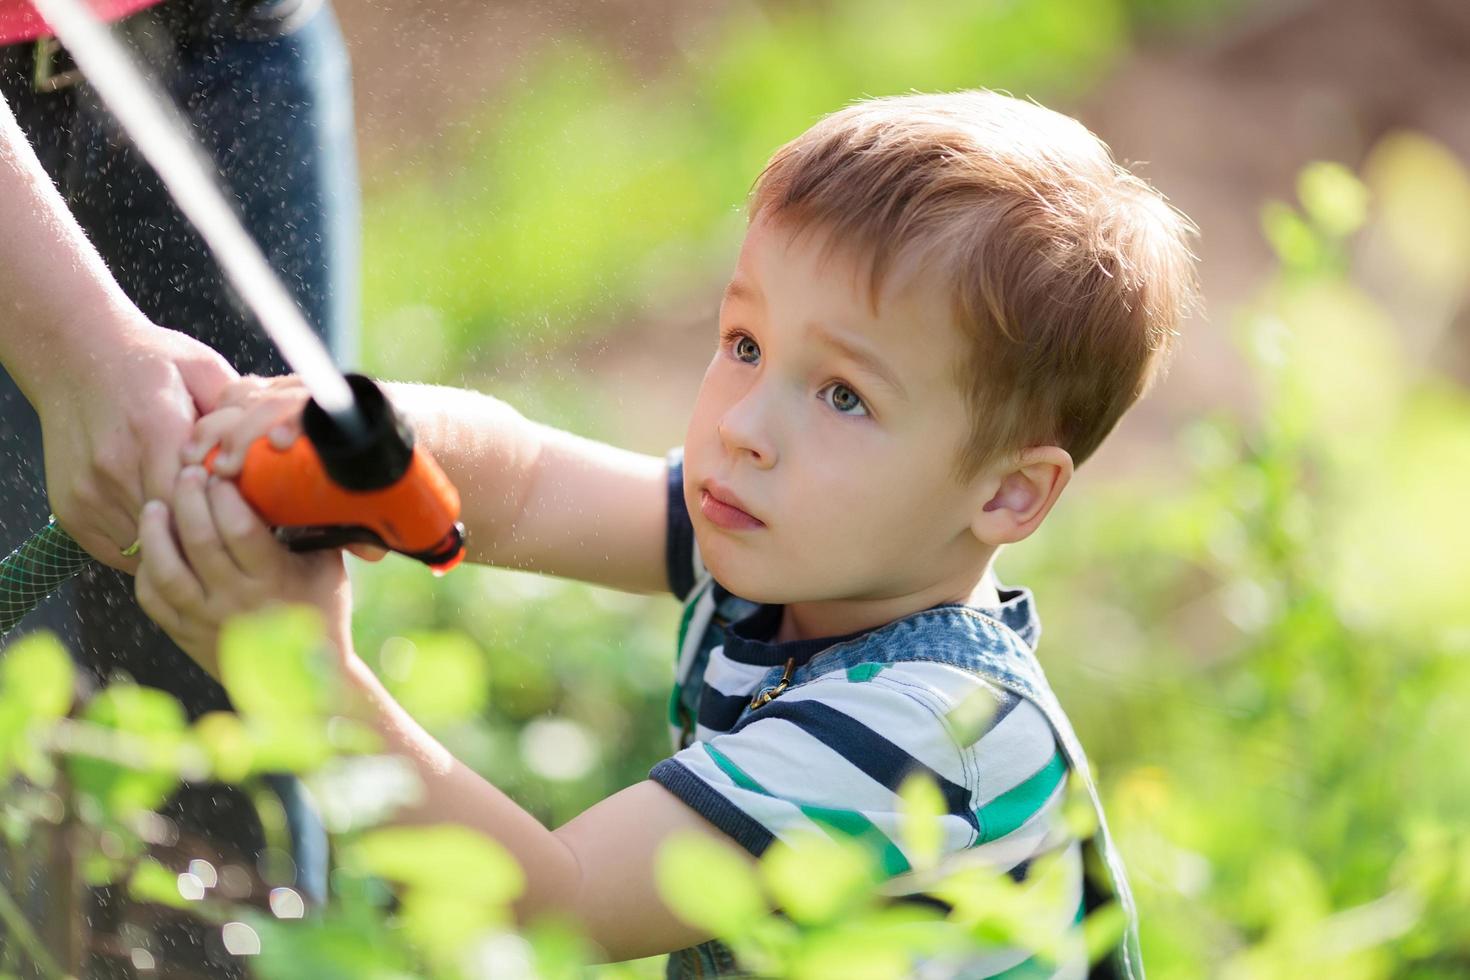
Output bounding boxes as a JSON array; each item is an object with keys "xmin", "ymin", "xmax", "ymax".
[
  {"xmin": 134, "ymin": 465, "xmax": 352, "ymax": 677},
  {"xmin": 182, "ymin": 375, "xmax": 387, "ymax": 562},
  {"xmin": 183, "ymin": 374, "xmax": 310, "ymax": 476}
]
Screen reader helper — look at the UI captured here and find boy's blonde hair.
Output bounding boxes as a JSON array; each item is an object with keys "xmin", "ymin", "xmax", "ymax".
[{"xmin": 749, "ymin": 90, "xmax": 1200, "ymax": 479}]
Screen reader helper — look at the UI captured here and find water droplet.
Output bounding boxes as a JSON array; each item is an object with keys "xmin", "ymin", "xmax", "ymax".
[
  {"xmin": 176, "ymin": 872, "xmax": 205, "ymax": 901},
  {"xmin": 130, "ymin": 948, "xmax": 156, "ymax": 971},
  {"xmin": 269, "ymin": 886, "xmax": 304, "ymax": 919},
  {"xmin": 188, "ymin": 859, "xmax": 217, "ymax": 888},
  {"xmin": 221, "ymin": 922, "xmax": 261, "ymax": 956}
]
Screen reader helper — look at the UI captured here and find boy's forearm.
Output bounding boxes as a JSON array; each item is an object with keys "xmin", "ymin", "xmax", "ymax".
[
  {"xmin": 335, "ymin": 648, "xmax": 583, "ymax": 924},
  {"xmin": 382, "ymin": 381, "xmax": 670, "ymax": 594},
  {"xmin": 380, "ymin": 381, "xmax": 544, "ymax": 566}
]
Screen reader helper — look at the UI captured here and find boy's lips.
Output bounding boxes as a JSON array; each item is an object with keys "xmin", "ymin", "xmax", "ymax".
[{"xmin": 699, "ymin": 482, "xmax": 765, "ymax": 530}]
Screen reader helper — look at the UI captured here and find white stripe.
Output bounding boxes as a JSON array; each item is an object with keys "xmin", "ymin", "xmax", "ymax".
[
  {"xmin": 693, "ymin": 723, "xmax": 727, "ymax": 744},
  {"xmin": 774, "ymin": 677, "xmax": 972, "ymax": 788},
  {"xmin": 870, "ymin": 660, "xmax": 1007, "ymax": 713},
  {"xmin": 675, "ymin": 742, "xmax": 831, "ymax": 842},
  {"xmin": 708, "ymin": 718, "xmax": 968, "ymax": 856},
  {"xmin": 965, "ymin": 699, "xmax": 1058, "ymax": 808},
  {"xmin": 690, "ymin": 536, "xmax": 707, "ymax": 587},
  {"xmin": 702, "ymin": 648, "xmax": 779, "ymax": 698}
]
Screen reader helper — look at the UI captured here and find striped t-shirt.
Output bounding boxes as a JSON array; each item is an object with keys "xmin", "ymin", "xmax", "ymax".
[{"xmin": 650, "ymin": 450, "xmax": 1089, "ymax": 978}]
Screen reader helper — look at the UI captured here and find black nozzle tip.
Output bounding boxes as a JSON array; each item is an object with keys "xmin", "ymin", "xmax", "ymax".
[{"xmin": 302, "ymin": 374, "xmax": 415, "ymax": 492}]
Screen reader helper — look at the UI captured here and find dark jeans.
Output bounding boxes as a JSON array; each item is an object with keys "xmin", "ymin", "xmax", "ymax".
[{"xmin": 0, "ymin": 0, "xmax": 358, "ymax": 921}]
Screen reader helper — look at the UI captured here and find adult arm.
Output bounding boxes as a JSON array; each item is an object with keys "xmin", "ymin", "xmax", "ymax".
[{"xmin": 0, "ymin": 93, "xmax": 234, "ymax": 571}]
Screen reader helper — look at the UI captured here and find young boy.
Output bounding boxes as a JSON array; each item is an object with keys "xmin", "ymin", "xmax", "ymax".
[{"xmin": 136, "ymin": 90, "xmax": 1197, "ymax": 977}]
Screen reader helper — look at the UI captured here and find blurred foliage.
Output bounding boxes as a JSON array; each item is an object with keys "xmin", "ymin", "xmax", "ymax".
[{"xmin": 358, "ymin": 0, "xmax": 1249, "ymax": 380}]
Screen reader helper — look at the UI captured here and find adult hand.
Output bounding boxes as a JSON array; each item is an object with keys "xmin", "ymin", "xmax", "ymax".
[{"xmin": 33, "ymin": 317, "xmax": 236, "ymax": 574}]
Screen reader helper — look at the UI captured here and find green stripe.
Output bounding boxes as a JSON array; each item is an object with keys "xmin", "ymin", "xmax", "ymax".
[
  {"xmin": 702, "ymin": 742, "xmax": 770, "ymax": 794},
  {"xmin": 701, "ymin": 744, "xmax": 912, "ymax": 875},
  {"xmin": 975, "ymin": 752, "xmax": 1067, "ymax": 844},
  {"xmin": 670, "ymin": 584, "xmax": 712, "ymax": 728},
  {"xmin": 674, "ymin": 584, "xmax": 707, "ymax": 655},
  {"xmin": 845, "ymin": 662, "xmax": 890, "ymax": 683}
]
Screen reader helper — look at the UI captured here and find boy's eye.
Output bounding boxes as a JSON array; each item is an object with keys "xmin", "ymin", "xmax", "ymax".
[
  {"xmin": 731, "ymin": 334, "xmax": 760, "ymax": 364},
  {"xmin": 820, "ymin": 382, "xmax": 868, "ymax": 417}
]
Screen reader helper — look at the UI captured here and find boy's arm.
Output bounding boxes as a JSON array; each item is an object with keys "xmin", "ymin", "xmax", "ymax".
[
  {"xmin": 384, "ymin": 382, "xmax": 670, "ymax": 594},
  {"xmin": 200, "ymin": 378, "xmax": 671, "ymax": 595},
  {"xmin": 136, "ymin": 471, "xmax": 743, "ymax": 960},
  {"xmin": 339, "ymin": 653, "xmax": 751, "ymax": 960}
]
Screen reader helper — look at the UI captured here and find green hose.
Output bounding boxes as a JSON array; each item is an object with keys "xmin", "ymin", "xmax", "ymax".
[{"xmin": 0, "ymin": 519, "xmax": 92, "ymax": 638}]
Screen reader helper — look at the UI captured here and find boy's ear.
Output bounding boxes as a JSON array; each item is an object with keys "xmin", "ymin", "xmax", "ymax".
[{"xmin": 970, "ymin": 446, "xmax": 1073, "ymax": 546}]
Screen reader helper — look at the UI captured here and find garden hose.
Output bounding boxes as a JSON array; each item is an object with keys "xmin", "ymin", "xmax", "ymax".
[{"xmin": 0, "ymin": 517, "xmax": 91, "ymax": 639}]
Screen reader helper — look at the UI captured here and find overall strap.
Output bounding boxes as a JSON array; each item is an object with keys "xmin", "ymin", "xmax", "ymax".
[
  {"xmin": 958, "ymin": 636, "xmax": 1144, "ymax": 980},
  {"xmin": 793, "ymin": 608, "xmax": 1145, "ymax": 980}
]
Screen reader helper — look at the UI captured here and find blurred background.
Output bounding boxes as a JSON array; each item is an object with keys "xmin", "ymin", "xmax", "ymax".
[{"xmin": 321, "ymin": 0, "xmax": 1470, "ymax": 975}]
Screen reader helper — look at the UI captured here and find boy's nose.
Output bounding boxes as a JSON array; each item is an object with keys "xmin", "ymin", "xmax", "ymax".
[{"xmin": 717, "ymin": 390, "xmax": 778, "ymax": 468}]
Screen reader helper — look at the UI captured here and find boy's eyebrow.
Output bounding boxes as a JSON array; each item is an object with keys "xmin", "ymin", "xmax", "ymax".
[
  {"xmin": 723, "ymin": 278, "xmax": 764, "ymax": 310},
  {"xmin": 808, "ymin": 323, "xmax": 909, "ymax": 400}
]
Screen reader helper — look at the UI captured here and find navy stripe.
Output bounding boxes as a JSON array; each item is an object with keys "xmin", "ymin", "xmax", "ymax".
[
  {"xmin": 649, "ymin": 759, "xmax": 777, "ymax": 857},
  {"xmin": 731, "ymin": 699, "xmax": 979, "ymax": 834},
  {"xmin": 988, "ymin": 690, "xmax": 1022, "ymax": 731},
  {"xmin": 695, "ymin": 684, "xmax": 751, "ymax": 732},
  {"xmin": 664, "ymin": 455, "xmax": 697, "ymax": 601}
]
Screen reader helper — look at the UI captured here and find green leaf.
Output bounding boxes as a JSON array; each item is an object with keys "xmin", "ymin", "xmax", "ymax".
[
  {"xmin": 193, "ymin": 711, "xmax": 254, "ymax": 783},
  {"xmin": 0, "ymin": 632, "xmax": 75, "ymax": 782},
  {"xmin": 761, "ymin": 832, "xmax": 876, "ymax": 924},
  {"xmin": 346, "ymin": 824, "xmax": 525, "ymax": 906},
  {"xmin": 129, "ymin": 857, "xmax": 191, "ymax": 909},
  {"xmin": 786, "ymin": 922, "xmax": 921, "ymax": 980},
  {"xmin": 0, "ymin": 632, "xmax": 74, "ymax": 720},
  {"xmin": 1297, "ymin": 161, "xmax": 1369, "ymax": 238},
  {"xmin": 945, "ymin": 687, "xmax": 1000, "ymax": 746},
  {"xmin": 378, "ymin": 631, "xmax": 488, "ymax": 726},
  {"xmin": 897, "ymin": 774, "xmax": 946, "ymax": 872},
  {"xmin": 243, "ymin": 718, "xmax": 336, "ymax": 774},
  {"xmin": 1260, "ymin": 201, "xmax": 1321, "ymax": 270},
  {"xmin": 396, "ymin": 890, "xmax": 504, "ymax": 962},
  {"xmin": 1081, "ymin": 901, "xmax": 1127, "ymax": 967},
  {"xmin": 219, "ymin": 606, "xmax": 341, "ymax": 723},
  {"xmin": 248, "ymin": 909, "xmax": 420, "ymax": 980},
  {"xmin": 1362, "ymin": 132, "xmax": 1470, "ymax": 291},
  {"xmin": 68, "ymin": 685, "xmax": 189, "ymax": 819},
  {"xmin": 656, "ymin": 831, "xmax": 767, "ymax": 937}
]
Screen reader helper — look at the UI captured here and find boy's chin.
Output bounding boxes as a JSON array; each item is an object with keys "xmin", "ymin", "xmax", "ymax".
[{"xmin": 694, "ymin": 540, "xmax": 785, "ymax": 604}]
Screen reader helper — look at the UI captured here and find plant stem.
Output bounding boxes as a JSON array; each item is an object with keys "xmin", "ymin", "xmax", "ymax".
[{"xmin": 0, "ymin": 870, "xmax": 66, "ymax": 979}]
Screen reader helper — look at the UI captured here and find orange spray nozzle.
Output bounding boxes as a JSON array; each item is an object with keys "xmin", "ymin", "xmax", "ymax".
[{"xmin": 204, "ymin": 374, "xmax": 465, "ymax": 572}]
